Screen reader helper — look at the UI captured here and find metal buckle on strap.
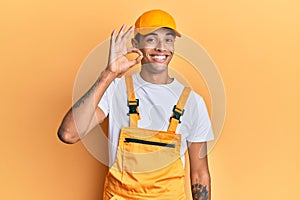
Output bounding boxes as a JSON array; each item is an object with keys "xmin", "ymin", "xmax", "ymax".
[
  {"xmin": 128, "ymin": 99, "xmax": 139, "ymax": 115},
  {"xmin": 171, "ymin": 105, "xmax": 184, "ymax": 123}
]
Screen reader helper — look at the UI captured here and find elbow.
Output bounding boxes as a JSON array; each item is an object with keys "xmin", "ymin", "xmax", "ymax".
[{"xmin": 57, "ymin": 127, "xmax": 80, "ymax": 144}]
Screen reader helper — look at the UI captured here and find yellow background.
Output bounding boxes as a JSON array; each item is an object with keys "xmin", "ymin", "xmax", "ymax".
[{"xmin": 1, "ymin": 0, "xmax": 299, "ymax": 199}]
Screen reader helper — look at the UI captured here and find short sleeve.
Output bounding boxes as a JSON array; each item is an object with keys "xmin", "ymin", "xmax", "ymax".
[
  {"xmin": 98, "ymin": 89, "xmax": 109, "ymax": 117},
  {"xmin": 186, "ymin": 93, "xmax": 214, "ymax": 142},
  {"xmin": 97, "ymin": 78, "xmax": 121, "ymax": 117}
]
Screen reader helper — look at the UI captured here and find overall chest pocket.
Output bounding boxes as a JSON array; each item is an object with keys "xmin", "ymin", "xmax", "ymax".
[{"xmin": 124, "ymin": 137, "xmax": 176, "ymax": 148}]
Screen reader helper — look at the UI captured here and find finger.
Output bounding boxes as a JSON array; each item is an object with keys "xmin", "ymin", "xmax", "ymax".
[
  {"xmin": 111, "ymin": 29, "xmax": 117, "ymax": 38},
  {"xmin": 135, "ymin": 53, "xmax": 143, "ymax": 63},
  {"xmin": 128, "ymin": 54, "xmax": 143, "ymax": 66},
  {"xmin": 116, "ymin": 24, "xmax": 126, "ymax": 42},
  {"xmin": 110, "ymin": 29, "xmax": 117, "ymax": 45},
  {"xmin": 127, "ymin": 48, "xmax": 144, "ymax": 66},
  {"xmin": 127, "ymin": 47, "xmax": 143, "ymax": 57},
  {"xmin": 122, "ymin": 25, "xmax": 134, "ymax": 42}
]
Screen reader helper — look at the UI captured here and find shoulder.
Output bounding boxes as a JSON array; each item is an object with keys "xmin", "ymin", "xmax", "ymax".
[
  {"xmin": 171, "ymin": 80, "xmax": 204, "ymax": 104},
  {"xmin": 189, "ymin": 90, "xmax": 204, "ymax": 103},
  {"xmin": 181, "ymin": 88, "xmax": 208, "ymax": 116},
  {"xmin": 105, "ymin": 76, "xmax": 125, "ymax": 93}
]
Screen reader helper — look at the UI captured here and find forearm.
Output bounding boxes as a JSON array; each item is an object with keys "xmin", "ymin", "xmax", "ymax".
[
  {"xmin": 188, "ymin": 142, "xmax": 211, "ymax": 200},
  {"xmin": 58, "ymin": 68, "xmax": 117, "ymax": 143},
  {"xmin": 191, "ymin": 172, "xmax": 211, "ymax": 200}
]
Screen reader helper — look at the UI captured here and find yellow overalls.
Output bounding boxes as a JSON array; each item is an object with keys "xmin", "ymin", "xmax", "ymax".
[{"xmin": 103, "ymin": 75, "xmax": 191, "ymax": 200}]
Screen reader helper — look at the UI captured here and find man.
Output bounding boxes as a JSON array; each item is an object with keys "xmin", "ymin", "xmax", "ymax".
[{"xmin": 58, "ymin": 9, "xmax": 214, "ymax": 200}]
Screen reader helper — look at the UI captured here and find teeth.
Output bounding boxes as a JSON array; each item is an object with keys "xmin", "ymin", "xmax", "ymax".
[{"xmin": 152, "ymin": 55, "xmax": 166, "ymax": 60}]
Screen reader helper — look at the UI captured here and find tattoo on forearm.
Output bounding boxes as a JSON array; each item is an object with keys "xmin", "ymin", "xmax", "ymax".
[
  {"xmin": 192, "ymin": 180, "xmax": 208, "ymax": 200},
  {"xmin": 72, "ymin": 77, "xmax": 100, "ymax": 109}
]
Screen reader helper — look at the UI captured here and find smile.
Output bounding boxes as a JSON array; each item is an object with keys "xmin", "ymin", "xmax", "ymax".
[{"xmin": 149, "ymin": 54, "xmax": 169, "ymax": 63}]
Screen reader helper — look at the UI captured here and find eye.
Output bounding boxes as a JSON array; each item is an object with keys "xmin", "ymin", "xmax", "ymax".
[
  {"xmin": 165, "ymin": 38, "xmax": 174, "ymax": 43},
  {"xmin": 146, "ymin": 38, "xmax": 156, "ymax": 43}
]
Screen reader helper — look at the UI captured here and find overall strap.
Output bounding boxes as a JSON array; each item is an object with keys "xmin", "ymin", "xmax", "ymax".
[
  {"xmin": 125, "ymin": 75, "xmax": 140, "ymax": 127},
  {"xmin": 167, "ymin": 87, "xmax": 191, "ymax": 133}
]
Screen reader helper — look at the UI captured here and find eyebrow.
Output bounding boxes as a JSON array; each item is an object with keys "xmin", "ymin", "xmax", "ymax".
[
  {"xmin": 144, "ymin": 32, "xmax": 157, "ymax": 37},
  {"xmin": 166, "ymin": 32, "xmax": 176, "ymax": 36},
  {"xmin": 144, "ymin": 31, "xmax": 176, "ymax": 37}
]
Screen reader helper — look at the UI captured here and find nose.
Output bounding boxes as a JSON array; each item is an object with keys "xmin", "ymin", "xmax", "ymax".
[{"xmin": 154, "ymin": 40, "xmax": 167, "ymax": 51}]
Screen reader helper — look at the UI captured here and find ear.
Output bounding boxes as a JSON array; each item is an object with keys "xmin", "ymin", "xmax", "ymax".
[{"xmin": 131, "ymin": 38, "xmax": 139, "ymax": 48}]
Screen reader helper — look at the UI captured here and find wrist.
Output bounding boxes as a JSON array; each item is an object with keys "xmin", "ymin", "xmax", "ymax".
[{"xmin": 104, "ymin": 65, "xmax": 119, "ymax": 78}]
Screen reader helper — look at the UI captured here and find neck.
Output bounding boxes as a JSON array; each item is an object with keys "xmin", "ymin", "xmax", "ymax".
[{"xmin": 140, "ymin": 69, "xmax": 173, "ymax": 84}]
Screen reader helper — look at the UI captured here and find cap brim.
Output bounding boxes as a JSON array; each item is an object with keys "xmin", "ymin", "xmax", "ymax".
[{"xmin": 135, "ymin": 27, "xmax": 181, "ymax": 37}]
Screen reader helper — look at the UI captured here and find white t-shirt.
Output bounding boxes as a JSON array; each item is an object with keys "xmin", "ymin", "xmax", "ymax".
[{"xmin": 98, "ymin": 73, "xmax": 214, "ymax": 167}]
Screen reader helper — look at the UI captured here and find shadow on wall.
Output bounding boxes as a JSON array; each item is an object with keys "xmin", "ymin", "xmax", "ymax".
[{"xmin": 80, "ymin": 118, "xmax": 109, "ymax": 198}]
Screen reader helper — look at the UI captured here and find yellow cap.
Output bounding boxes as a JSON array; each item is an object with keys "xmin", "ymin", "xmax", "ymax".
[{"xmin": 135, "ymin": 9, "xmax": 181, "ymax": 37}]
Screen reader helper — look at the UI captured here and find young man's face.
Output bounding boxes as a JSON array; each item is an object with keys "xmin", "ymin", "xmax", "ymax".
[{"xmin": 132, "ymin": 28, "xmax": 176, "ymax": 72}]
